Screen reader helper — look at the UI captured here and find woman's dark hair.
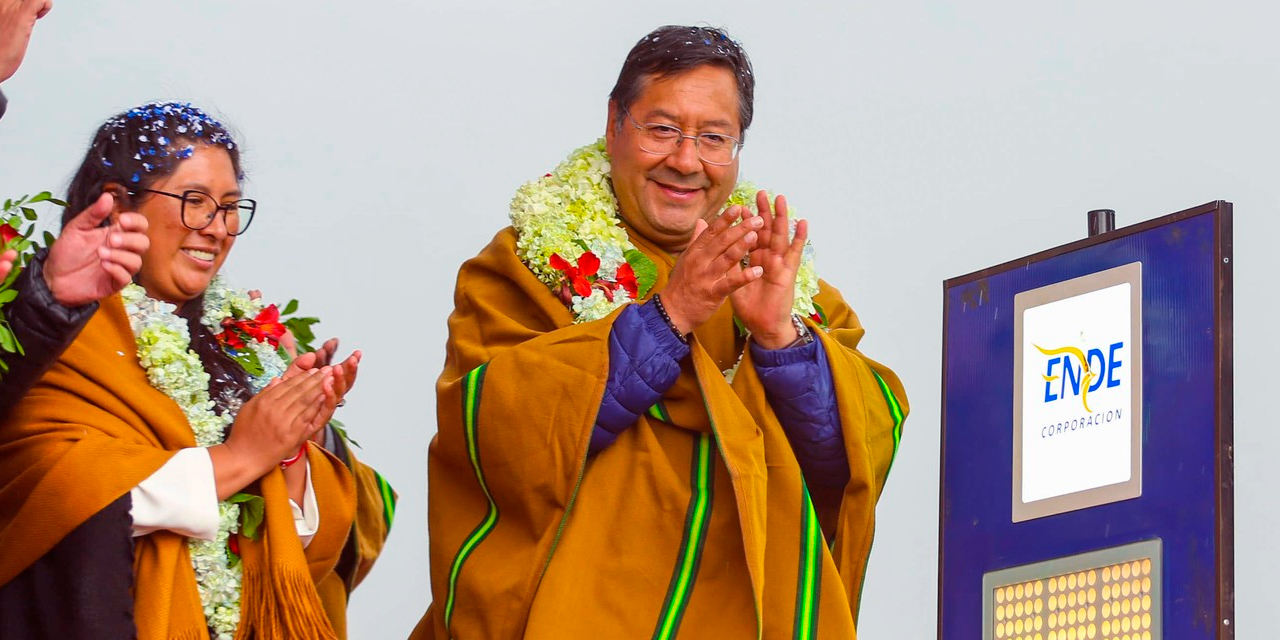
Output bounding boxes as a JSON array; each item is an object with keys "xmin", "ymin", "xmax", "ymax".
[
  {"xmin": 62, "ymin": 102, "xmax": 243, "ymax": 225},
  {"xmin": 64, "ymin": 101, "xmax": 252, "ymax": 417},
  {"xmin": 608, "ymin": 25, "xmax": 756, "ymax": 138}
]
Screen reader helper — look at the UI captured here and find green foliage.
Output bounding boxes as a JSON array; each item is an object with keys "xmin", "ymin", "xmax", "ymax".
[
  {"xmin": 0, "ymin": 193, "xmax": 68, "ymax": 377},
  {"xmin": 812, "ymin": 302, "xmax": 827, "ymax": 328},
  {"xmin": 228, "ymin": 492, "xmax": 266, "ymax": 540},
  {"xmin": 625, "ymin": 249, "xmax": 658, "ymax": 298},
  {"xmin": 329, "ymin": 418, "xmax": 361, "ymax": 448},
  {"xmin": 279, "ymin": 298, "xmax": 321, "ymax": 354},
  {"xmin": 226, "ymin": 348, "xmax": 265, "ymax": 377}
]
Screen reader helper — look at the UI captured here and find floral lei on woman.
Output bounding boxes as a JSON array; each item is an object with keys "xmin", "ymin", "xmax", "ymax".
[
  {"xmin": 510, "ymin": 139, "xmax": 823, "ymax": 326},
  {"xmin": 122, "ymin": 275, "xmax": 289, "ymax": 640}
]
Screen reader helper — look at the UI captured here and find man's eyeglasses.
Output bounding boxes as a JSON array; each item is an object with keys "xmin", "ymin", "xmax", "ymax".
[
  {"xmin": 624, "ymin": 109, "xmax": 743, "ymax": 166},
  {"xmin": 129, "ymin": 188, "xmax": 256, "ymax": 236}
]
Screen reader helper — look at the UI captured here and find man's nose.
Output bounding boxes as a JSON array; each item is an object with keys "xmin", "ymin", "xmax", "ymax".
[{"xmin": 664, "ymin": 136, "xmax": 703, "ymax": 174}]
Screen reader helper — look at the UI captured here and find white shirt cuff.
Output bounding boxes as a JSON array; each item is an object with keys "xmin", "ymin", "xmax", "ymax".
[
  {"xmin": 129, "ymin": 447, "xmax": 219, "ymax": 540},
  {"xmin": 290, "ymin": 458, "xmax": 320, "ymax": 548}
]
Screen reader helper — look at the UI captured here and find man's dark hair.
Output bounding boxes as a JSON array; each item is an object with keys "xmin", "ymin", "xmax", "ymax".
[{"xmin": 609, "ymin": 25, "xmax": 755, "ymax": 139}]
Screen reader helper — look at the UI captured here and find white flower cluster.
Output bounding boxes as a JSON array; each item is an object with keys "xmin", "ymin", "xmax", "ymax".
[
  {"xmin": 199, "ymin": 275, "xmax": 258, "ymax": 334},
  {"xmin": 190, "ymin": 501, "xmax": 244, "ymax": 640},
  {"xmin": 122, "ymin": 285, "xmax": 231, "ymax": 448},
  {"xmin": 202, "ymin": 277, "xmax": 289, "ymax": 391},
  {"xmin": 509, "ymin": 141, "xmax": 824, "ymax": 325},
  {"xmin": 124, "ymin": 280, "xmax": 287, "ymax": 640},
  {"xmin": 510, "ymin": 139, "xmax": 637, "ymax": 323}
]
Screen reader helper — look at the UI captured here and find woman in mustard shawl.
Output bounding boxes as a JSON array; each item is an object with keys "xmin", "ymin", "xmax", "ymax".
[{"xmin": 0, "ymin": 102, "xmax": 381, "ymax": 639}]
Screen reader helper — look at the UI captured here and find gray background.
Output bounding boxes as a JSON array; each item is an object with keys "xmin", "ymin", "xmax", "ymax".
[{"xmin": 1, "ymin": 1, "xmax": 1275, "ymax": 638}]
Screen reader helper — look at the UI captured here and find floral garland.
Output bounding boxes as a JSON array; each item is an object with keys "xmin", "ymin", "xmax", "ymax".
[
  {"xmin": 122, "ymin": 276, "xmax": 289, "ymax": 640},
  {"xmin": 509, "ymin": 139, "xmax": 823, "ymax": 325}
]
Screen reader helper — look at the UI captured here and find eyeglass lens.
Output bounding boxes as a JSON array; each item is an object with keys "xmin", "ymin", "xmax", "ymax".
[
  {"xmin": 180, "ymin": 190, "xmax": 255, "ymax": 235},
  {"xmin": 636, "ymin": 124, "xmax": 739, "ymax": 165}
]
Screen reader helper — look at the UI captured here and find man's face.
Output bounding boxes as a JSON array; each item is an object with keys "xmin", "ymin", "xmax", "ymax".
[
  {"xmin": 606, "ymin": 64, "xmax": 741, "ymax": 254},
  {"xmin": 0, "ymin": 0, "xmax": 53, "ymax": 83}
]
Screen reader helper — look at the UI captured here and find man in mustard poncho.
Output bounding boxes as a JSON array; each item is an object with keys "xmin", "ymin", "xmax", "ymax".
[{"xmin": 414, "ymin": 24, "xmax": 908, "ymax": 639}]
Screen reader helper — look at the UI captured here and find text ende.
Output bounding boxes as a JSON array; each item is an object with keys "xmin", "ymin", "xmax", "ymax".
[{"xmin": 1044, "ymin": 342, "xmax": 1124, "ymax": 403}]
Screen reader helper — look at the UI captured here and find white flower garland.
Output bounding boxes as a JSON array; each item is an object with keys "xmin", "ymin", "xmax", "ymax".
[
  {"xmin": 122, "ymin": 276, "xmax": 287, "ymax": 640},
  {"xmin": 509, "ymin": 139, "xmax": 822, "ymax": 324}
]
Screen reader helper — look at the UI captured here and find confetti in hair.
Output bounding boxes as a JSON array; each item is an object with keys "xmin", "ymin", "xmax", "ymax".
[{"xmin": 97, "ymin": 101, "xmax": 239, "ymax": 178}]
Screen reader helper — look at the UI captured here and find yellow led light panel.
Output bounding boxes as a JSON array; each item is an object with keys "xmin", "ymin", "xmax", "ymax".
[{"xmin": 983, "ymin": 540, "xmax": 1162, "ymax": 640}]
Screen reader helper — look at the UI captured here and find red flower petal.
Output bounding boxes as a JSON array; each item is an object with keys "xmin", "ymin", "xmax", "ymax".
[
  {"xmin": 577, "ymin": 252, "xmax": 600, "ymax": 278},
  {"xmin": 572, "ymin": 275, "xmax": 593, "ymax": 298},
  {"xmin": 0, "ymin": 224, "xmax": 17, "ymax": 245},
  {"xmin": 255, "ymin": 305, "xmax": 280, "ymax": 324},
  {"xmin": 549, "ymin": 253, "xmax": 572, "ymax": 271},
  {"xmin": 615, "ymin": 263, "xmax": 638, "ymax": 298}
]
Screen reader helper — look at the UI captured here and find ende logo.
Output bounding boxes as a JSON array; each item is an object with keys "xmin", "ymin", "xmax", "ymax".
[
  {"xmin": 1036, "ymin": 341, "xmax": 1125, "ymax": 412},
  {"xmin": 1034, "ymin": 341, "xmax": 1126, "ymax": 439},
  {"xmin": 1014, "ymin": 266, "xmax": 1141, "ymax": 514}
]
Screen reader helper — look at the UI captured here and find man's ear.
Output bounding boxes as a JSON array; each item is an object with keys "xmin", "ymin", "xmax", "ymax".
[{"xmin": 605, "ymin": 101, "xmax": 620, "ymax": 150}]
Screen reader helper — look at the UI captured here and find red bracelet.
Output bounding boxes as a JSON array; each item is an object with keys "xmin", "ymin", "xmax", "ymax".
[{"xmin": 279, "ymin": 444, "xmax": 307, "ymax": 469}]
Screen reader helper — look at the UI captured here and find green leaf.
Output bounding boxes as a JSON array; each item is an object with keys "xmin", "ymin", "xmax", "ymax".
[
  {"xmin": 28, "ymin": 192, "xmax": 50, "ymax": 204},
  {"xmin": 329, "ymin": 419, "xmax": 361, "ymax": 448},
  {"xmin": 0, "ymin": 325, "xmax": 15, "ymax": 352},
  {"xmin": 0, "ymin": 290, "xmax": 16, "ymax": 304},
  {"xmin": 282, "ymin": 299, "xmax": 299, "ymax": 315},
  {"xmin": 227, "ymin": 348, "xmax": 265, "ymax": 376},
  {"xmin": 228, "ymin": 492, "xmax": 266, "ymax": 540},
  {"xmin": 812, "ymin": 302, "xmax": 827, "ymax": 327},
  {"xmin": 42, "ymin": 231, "xmax": 56, "ymax": 248},
  {"xmin": 284, "ymin": 316, "xmax": 320, "ymax": 353},
  {"xmin": 733, "ymin": 316, "xmax": 750, "ymax": 338},
  {"xmin": 624, "ymin": 249, "xmax": 658, "ymax": 298},
  {"xmin": 48, "ymin": 198, "xmax": 67, "ymax": 207},
  {"xmin": 20, "ymin": 207, "xmax": 37, "ymax": 221}
]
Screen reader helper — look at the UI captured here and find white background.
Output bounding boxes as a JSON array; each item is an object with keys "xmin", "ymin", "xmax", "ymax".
[
  {"xmin": 2, "ymin": 2, "xmax": 1277, "ymax": 638},
  {"xmin": 1021, "ymin": 282, "xmax": 1132, "ymax": 503}
]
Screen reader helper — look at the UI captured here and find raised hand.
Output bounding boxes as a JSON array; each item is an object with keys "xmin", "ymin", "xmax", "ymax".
[
  {"xmin": 0, "ymin": 0, "xmax": 53, "ymax": 82},
  {"xmin": 658, "ymin": 206, "xmax": 765, "ymax": 335},
  {"xmin": 209, "ymin": 368, "xmax": 335, "ymax": 499},
  {"xmin": 730, "ymin": 191, "xmax": 809, "ymax": 349},
  {"xmin": 43, "ymin": 193, "xmax": 150, "ymax": 307},
  {"xmin": 285, "ymin": 339, "xmax": 360, "ymax": 404},
  {"xmin": 283, "ymin": 337, "xmax": 337, "ymax": 377}
]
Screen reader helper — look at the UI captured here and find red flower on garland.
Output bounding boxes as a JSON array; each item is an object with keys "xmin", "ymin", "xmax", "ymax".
[
  {"xmin": 0, "ymin": 223, "xmax": 18, "ymax": 246},
  {"xmin": 614, "ymin": 263, "xmax": 638, "ymax": 299},
  {"xmin": 549, "ymin": 252, "xmax": 642, "ymax": 304},
  {"xmin": 549, "ymin": 252, "xmax": 600, "ymax": 298},
  {"xmin": 596, "ymin": 263, "xmax": 640, "ymax": 302},
  {"xmin": 217, "ymin": 304, "xmax": 287, "ymax": 351}
]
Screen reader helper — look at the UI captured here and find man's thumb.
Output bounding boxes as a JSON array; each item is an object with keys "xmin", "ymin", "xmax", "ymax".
[{"xmin": 66, "ymin": 192, "xmax": 115, "ymax": 230}]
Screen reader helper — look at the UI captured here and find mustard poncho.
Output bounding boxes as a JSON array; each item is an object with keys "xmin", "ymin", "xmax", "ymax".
[{"xmin": 414, "ymin": 225, "xmax": 907, "ymax": 639}]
